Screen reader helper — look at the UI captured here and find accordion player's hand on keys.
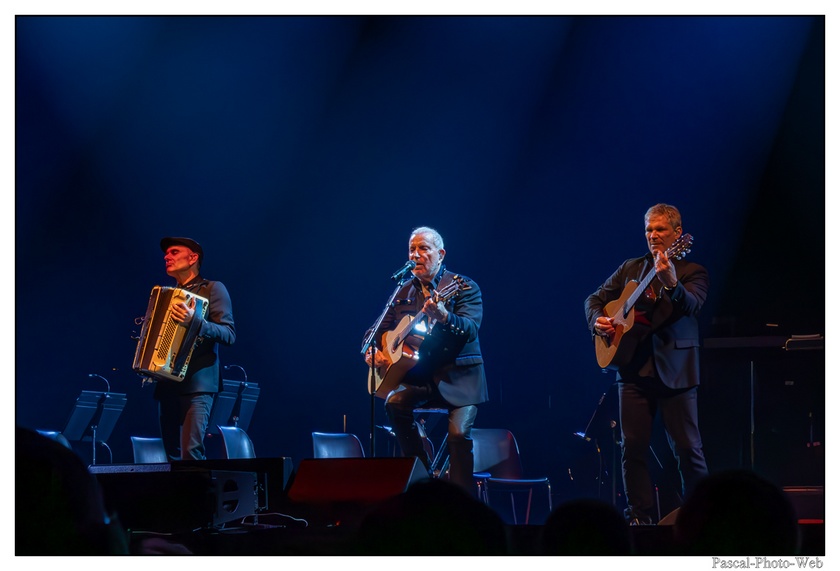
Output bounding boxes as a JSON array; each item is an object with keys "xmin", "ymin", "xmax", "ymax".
[
  {"xmin": 133, "ymin": 286, "xmax": 209, "ymax": 383},
  {"xmin": 171, "ymin": 298, "xmax": 196, "ymax": 327}
]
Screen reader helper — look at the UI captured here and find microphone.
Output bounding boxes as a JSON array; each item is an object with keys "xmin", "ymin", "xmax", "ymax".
[
  {"xmin": 89, "ymin": 373, "xmax": 111, "ymax": 393},
  {"xmin": 390, "ymin": 260, "xmax": 416, "ymax": 281}
]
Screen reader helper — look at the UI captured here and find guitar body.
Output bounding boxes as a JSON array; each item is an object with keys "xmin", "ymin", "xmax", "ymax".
[
  {"xmin": 365, "ymin": 274, "xmax": 471, "ymax": 399},
  {"xmin": 370, "ymin": 315, "xmax": 425, "ymax": 399},
  {"xmin": 595, "ymin": 281, "xmax": 640, "ymax": 370},
  {"xmin": 593, "ymin": 233, "xmax": 695, "ymax": 371}
]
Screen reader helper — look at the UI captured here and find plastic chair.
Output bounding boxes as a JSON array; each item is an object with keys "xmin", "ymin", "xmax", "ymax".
[
  {"xmin": 130, "ymin": 436, "xmax": 168, "ymax": 463},
  {"xmin": 471, "ymin": 428, "xmax": 552, "ymax": 525},
  {"xmin": 312, "ymin": 432, "xmax": 365, "ymax": 458},
  {"xmin": 36, "ymin": 430, "xmax": 72, "ymax": 450},
  {"xmin": 217, "ymin": 426, "xmax": 256, "ymax": 459}
]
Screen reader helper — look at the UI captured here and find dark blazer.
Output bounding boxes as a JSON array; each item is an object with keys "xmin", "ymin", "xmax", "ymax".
[
  {"xmin": 584, "ymin": 254, "xmax": 708, "ymax": 390},
  {"xmin": 374, "ymin": 268, "xmax": 488, "ymax": 407},
  {"xmin": 154, "ymin": 276, "xmax": 236, "ymax": 397}
]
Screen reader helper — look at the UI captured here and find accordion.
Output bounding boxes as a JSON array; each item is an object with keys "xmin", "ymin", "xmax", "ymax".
[{"xmin": 133, "ymin": 286, "xmax": 209, "ymax": 382}]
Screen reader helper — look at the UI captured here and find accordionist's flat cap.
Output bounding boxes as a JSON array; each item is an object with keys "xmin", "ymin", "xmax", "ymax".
[{"xmin": 160, "ymin": 237, "xmax": 204, "ymax": 266}]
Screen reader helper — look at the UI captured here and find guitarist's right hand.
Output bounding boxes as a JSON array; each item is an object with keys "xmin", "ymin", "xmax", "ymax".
[
  {"xmin": 365, "ymin": 348, "xmax": 389, "ymax": 368},
  {"xmin": 595, "ymin": 316, "xmax": 615, "ymax": 339}
]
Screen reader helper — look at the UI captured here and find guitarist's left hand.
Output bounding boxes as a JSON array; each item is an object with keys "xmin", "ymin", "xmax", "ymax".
[
  {"xmin": 654, "ymin": 249, "xmax": 678, "ymax": 289},
  {"xmin": 423, "ymin": 298, "xmax": 449, "ymax": 323}
]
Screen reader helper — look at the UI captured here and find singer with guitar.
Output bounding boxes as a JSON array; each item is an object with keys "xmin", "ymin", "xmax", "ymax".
[
  {"xmin": 584, "ymin": 204, "xmax": 709, "ymax": 525},
  {"xmin": 365, "ymin": 227, "xmax": 487, "ymax": 495}
]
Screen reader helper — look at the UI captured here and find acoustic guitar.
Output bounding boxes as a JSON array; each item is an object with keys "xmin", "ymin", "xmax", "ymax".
[
  {"xmin": 369, "ymin": 275, "xmax": 470, "ymax": 399},
  {"xmin": 594, "ymin": 234, "xmax": 694, "ymax": 370}
]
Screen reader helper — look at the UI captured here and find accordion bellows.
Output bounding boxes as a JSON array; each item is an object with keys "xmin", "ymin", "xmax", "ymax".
[{"xmin": 133, "ymin": 286, "xmax": 209, "ymax": 382}]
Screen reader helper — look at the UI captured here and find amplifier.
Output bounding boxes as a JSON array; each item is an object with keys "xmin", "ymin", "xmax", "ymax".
[{"xmin": 90, "ymin": 464, "xmax": 257, "ymax": 532}]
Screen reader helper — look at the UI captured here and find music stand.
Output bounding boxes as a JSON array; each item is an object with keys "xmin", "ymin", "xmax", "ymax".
[
  {"xmin": 206, "ymin": 380, "xmax": 260, "ymax": 435},
  {"xmin": 62, "ymin": 390, "xmax": 127, "ymax": 465}
]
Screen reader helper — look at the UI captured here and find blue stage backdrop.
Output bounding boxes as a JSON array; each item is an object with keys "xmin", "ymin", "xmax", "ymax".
[{"xmin": 15, "ymin": 16, "xmax": 824, "ymax": 509}]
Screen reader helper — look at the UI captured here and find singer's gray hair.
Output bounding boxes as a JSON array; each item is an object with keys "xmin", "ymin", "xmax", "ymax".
[
  {"xmin": 644, "ymin": 203, "xmax": 682, "ymax": 230},
  {"xmin": 410, "ymin": 226, "xmax": 444, "ymax": 250}
]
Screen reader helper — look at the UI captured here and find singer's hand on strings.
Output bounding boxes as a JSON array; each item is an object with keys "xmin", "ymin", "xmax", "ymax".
[
  {"xmin": 423, "ymin": 298, "xmax": 449, "ymax": 323},
  {"xmin": 654, "ymin": 250, "xmax": 678, "ymax": 288}
]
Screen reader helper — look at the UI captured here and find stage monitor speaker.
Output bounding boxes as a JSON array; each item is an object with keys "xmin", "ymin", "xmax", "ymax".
[
  {"xmin": 287, "ymin": 457, "xmax": 429, "ymax": 505},
  {"xmin": 658, "ymin": 507, "xmax": 680, "ymax": 525},
  {"xmin": 176, "ymin": 457, "xmax": 294, "ymax": 512},
  {"xmin": 783, "ymin": 485, "xmax": 824, "ymax": 522},
  {"xmin": 90, "ymin": 464, "xmax": 257, "ymax": 532}
]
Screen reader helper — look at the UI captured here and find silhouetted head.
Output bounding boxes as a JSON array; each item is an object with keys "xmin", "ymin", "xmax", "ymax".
[
  {"xmin": 542, "ymin": 498, "xmax": 632, "ymax": 555},
  {"xmin": 16, "ymin": 427, "xmax": 128, "ymax": 554},
  {"xmin": 355, "ymin": 478, "xmax": 507, "ymax": 555},
  {"xmin": 674, "ymin": 470, "xmax": 799, "ymax": 555}
]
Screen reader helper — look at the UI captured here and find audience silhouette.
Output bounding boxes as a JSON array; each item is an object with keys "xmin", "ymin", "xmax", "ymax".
[
  {"xmin": 674, "ymin": 469, "xmax": 800, "ymax": 555},
  {"xmin": 15, "ymin": 424, "xmax": 806, "ymax": 557},
  {"xmin": 541, "ymin": 497, "xmax": 632, "ymax": 555},
  {"xmin": 16, "ymin": 426, "xmax": 129, "ymax": 555},
  {"xmin": 354, "ymin": 477, "xmax": 507, "ymax": 555}
]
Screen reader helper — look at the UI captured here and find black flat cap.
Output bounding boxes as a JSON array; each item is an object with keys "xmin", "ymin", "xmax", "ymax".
[{"xmin": 160, "ymin": 237, "xmax": 204, "ymax": 266}]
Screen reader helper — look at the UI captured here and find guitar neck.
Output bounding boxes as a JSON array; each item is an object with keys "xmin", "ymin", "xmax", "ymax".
[
  {"xmin": 390, "ymin": 278, "xmax": 465, "ymax": 344},
  {"xmin": 620, "ymin": 266, "xmax": 657, "ymax": 319},
  {"xmin": 620, "ymin": 236, "xmax": 692, "ymax": 318}
]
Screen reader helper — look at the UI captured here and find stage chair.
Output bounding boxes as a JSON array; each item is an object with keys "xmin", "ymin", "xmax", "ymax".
[
  {"xmin": 471, "ymin": 428, "xmax": 552, "ymax": 525},
  {"xmin": 376, "ymin": 422, "xmax": 435, "ymax": 462},
  {"xmin": 130, "ymin": 436, "xmax": 167, "ymax": 463},
  {"xmin": 414, "ymin": 408, "xmax": 449, "ymax": 476},
  {"xmin": 217, "ymin": 426, "xmax": 256, "ymax": 459},
  {"xmin": 36, "ymin": 430, "xmax": 73, "ymax": 450},
  {"xmin": 312, "ymin": 432, "xmax": 365, "ymax": 458}
]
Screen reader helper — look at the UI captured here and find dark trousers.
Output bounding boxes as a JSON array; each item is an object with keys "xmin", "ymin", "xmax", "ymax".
[
  {"xmin": 158, "ymin": 393, "xmax": 215, "ymax": 461},
  {"xmin": 385, "ymin": 383, "xmax": 478, "ymax": 495},
  {"xmin": 618, "ymin": 380, "xmax": 708, "ymax": 522}
]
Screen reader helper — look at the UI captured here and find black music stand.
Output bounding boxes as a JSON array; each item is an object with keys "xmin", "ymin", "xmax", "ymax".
[
  {"xmin": 206, "ymin": 380, "xmax": 260, "ymax": 435},
  {"xmin": 62, "ymin": 390, "xmax": 127, "ymax": 465}
]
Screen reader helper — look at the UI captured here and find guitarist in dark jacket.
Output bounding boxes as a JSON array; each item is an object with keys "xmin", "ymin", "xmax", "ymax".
[
  {"xmin": 366, "ymin": 227, "xmax": 487, "ymax": 495},
  {"xmin": 584, "ymin": 204, "xmax": 709, "ymax": 525}
]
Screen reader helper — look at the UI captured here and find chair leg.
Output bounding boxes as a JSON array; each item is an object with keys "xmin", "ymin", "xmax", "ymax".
[
  {"xmin": 476, "ymin": 478, "xmax": 489, "ymax": 504},
  {"xmin": 524, "ymin": 488, "xmax": 533, "ymax": 525},
  {"xmin": 546, "ymin": 481, "xmax": 553, "ymax": 512},
  {"xmin": 505, "ymin": 493, "xmax": 514, "ymax": 525},
  {"xmin": 429, "ymin": 433, "xmax": 449, "ymax": 477}
]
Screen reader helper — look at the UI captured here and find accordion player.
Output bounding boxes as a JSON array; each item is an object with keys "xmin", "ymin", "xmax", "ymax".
[{"xmin": 133, "ymin": 286, "xmax": 209, "ymax": 382}]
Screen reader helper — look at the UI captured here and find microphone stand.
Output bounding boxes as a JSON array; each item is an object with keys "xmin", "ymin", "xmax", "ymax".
[
  {"xmin": 574, "ymin": 391, "xmax": 607, "ymax": 499},
  {"xmin": 361, "ymin": 269, "xmax": 414, "ymax": 458},
  {"xmin": 88, "ymin": 374, "xmax": 111, "ymax": 465}
]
